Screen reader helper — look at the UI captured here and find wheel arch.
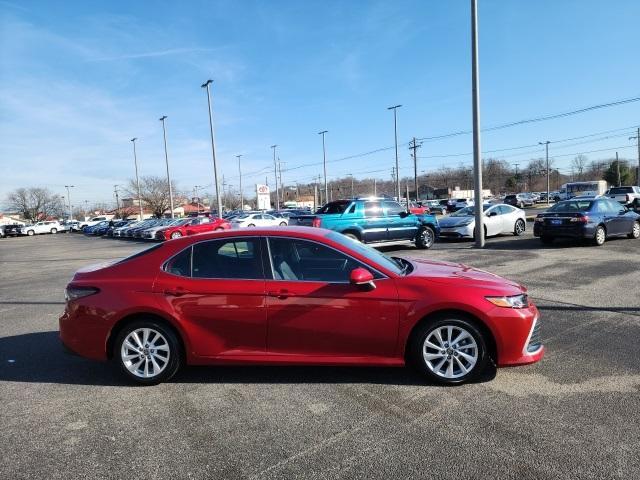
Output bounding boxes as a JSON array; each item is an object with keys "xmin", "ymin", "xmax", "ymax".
[
  {"xmin": 339, "ymin": 227, "xmax": 363, "ymax": 240},
  {"xmin": 404, "ymin": 308, "xmax": 498, "ymax": 364},
  {"xmin": 106, "ymin": 311, "xmax": 187, "ymax": 361}
]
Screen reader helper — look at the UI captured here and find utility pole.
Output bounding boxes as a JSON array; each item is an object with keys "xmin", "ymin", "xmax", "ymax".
[
  {"xmin": 388, "ymin": 105, "xmax": 402, "ymax": 200},
  {"xmin": 348, "ymin": 174, "xmax": 354, "ymax": 198},
  {"xmin": 630, "ymin": 128, "xmax": 640, "ymax": 187},
  {"xmin": 539, "ymin": 141, "xmax": 550, "ymax": 205},
  {"xmin": 616, "ymin": 152, "xmax": 621, "ymax": 186},
  {"xmin": 201, "ymin": 79, "xmax": 223, "ymax": 218},
  {"xmin": 159, "ymin": 116, "xmax": 174, "ymax": 218},
  {"xmin": 130, "ymin": 138, "xmax": 144, "ymax": 220},
  {"xmin": 373, "ymin": 178, "xmax": 377, "ymax": 196},
  {"xmin": 236, "ymin": 155, "xmax": 243, "ymax": 210},
  {"xmin": 271, "ymin": 145, "xmax": 279, "ymax": 209},
  {"xmin": 64, "ymin": 185, "xmax": 74, "ymax": 221},
  {"xmin": 514, "ymin": 163, "xmax": 520, "ymax": 190},
  {"xmin": 391, "ymin": 167, "xmax": 396, "ymax": 196},
  {"xmin": 114, "ymin": 185, "xmax": 120, "ymax": 218},
  {"xmin": 409, "ymin": 137, "xmax": 421, "ymax": 201},
  {"xmin": 471, "ymin": 0, "xmax": 484, "ymax": 248},
  {"xmin": 318, "ymin": 131, "xmax": 328, "ymax": 203}
]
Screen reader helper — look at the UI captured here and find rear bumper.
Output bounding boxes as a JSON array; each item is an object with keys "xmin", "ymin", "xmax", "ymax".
[
  {"xmin": 59, "ymin": 308, "xmax": 111, "ymax": 361},
  {"xmin": 533, "ymin": 223, "xmax": 594, "ymax": 239}
]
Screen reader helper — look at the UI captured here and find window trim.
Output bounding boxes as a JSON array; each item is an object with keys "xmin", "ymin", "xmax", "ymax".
[{"xmin": 264, "ymin": 236, "xmax": 389, "ymax": 284}]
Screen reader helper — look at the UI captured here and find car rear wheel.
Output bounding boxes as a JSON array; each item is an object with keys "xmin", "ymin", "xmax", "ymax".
[
  {"xmin": 408, "ymin": 316, "xmax": 488, "ymax": 385},
  {"xmin": 342, "ymin": 232, "xmax": 360, "ymax": 242},
  {"xmin": 50, "ymin": 228, "xmax": 57, "ymax": 234},
  {"xmin": 170, "ymin": 231, "xmax": 182, "ymax": 239},
  {"xmin": 215, "ymin": 227, "xmax": 224, "ymax": 231},
  {"xmin": 27, "ymin": 230, "xmax": 35, "ymax": 236},
  {"xmin": 115, "ymin": 321, "xmax": 182, "ymax": 385},
  {"xmin": 279, "ymin": 221, "xmax": 287, "ymax": 226},
  {"xmin": 593, "ymin": 225, "xmax": 606, "ymax": 246},
  {"xmin": 514, "ymin": 219, "xmax": 525, "ymax": 236},
  {"xmin": 247, "ymin": 224, "xmax": 255, "ymax": 227},
  {"xmin": 628, "ymin": 221, "xmax": 640, "ymax": 239},
  {"xmin": 415, "ymin": 226, "xmax": 435, "ymax": 249}
]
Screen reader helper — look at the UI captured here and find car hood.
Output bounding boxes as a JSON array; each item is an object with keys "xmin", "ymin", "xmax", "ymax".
[
  {"xmin": 438, "ymin": 216, "xmax": 474, "ymax": 227},
  {"xmin": 407, "ymin": 257, "xmax": 524, "ymax": 292}
]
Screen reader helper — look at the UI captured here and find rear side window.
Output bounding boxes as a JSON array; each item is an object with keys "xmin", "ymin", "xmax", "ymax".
[
  {"xmin": 383, "ymin": 201, "xmax": 405, "ymax": 216},
  {"xmin": 164, "ymin": 247, "xmax": 192, "ymax": 276},
  {"xmin": 192, "ymin": 238, "xmax": 263, "ymax": 279}
]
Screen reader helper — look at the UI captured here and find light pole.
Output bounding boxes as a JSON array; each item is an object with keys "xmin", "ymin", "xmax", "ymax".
[
  {"xmin": 318, "ymin": 130, "xmax": 328, "ymax": 203},
  {"xmin": 130, "ymin": 138, "xmax": 144, "ymax": 220},
  {"xmin": 201, "ymin": 79, "xmax": 223, "ymax": 217},
  {"xmin": 388, "ymin": 105, "xmax": 402, "ymax": 200},
  {"xmin": 471, "ymin": 0, "xmax": 484, "ymax": 248},
  {"xmin": 64, "ymin": 185, "xmax": 74, "ymax": 220},
  {"xmin": 236, "ymin": 154, "xmax": 243, "ymax": 210},
  {"xmin": 271, "ymin": 145, "xmax": 279, "ymax": 210},
  {"xmin": 539, "ymin": 141, "xmax": 551, "ymax": 205},
  {"xmin": 159, "ymin": 115, "xmax": 175, "ymax": 218}
]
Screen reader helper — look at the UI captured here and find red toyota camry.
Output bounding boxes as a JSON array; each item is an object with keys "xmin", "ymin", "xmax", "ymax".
[{"xmin": 59, "ymin": 227, "xmax": 543, "ymax": 385}]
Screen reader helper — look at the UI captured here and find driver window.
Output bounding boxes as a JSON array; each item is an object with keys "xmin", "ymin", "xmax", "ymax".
[{"xmin": 268, "ymin": 238, "xmax": 365, "ymax": 282}]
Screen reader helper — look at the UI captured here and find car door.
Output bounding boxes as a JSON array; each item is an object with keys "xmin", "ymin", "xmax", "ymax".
[
  {"xmin": 497, "ymin": 205, "xmax": 516, "ymax": 233},
  {"xmin": 264, "ymin": 237, "xmax": 399, "ymax": 358},
  {"xmin": 605, "ymin": 200, "xmax": 629, "ymax": 235},
  {"xmin": 152, "ymin": 237, "xmax": 267, "ymax": 357},
  {"xmin": 383, "ymin": 201, "xmax": 416, "ymax": 240},
  {"xmin": 483, "ymin": 206, "xmax": 502, "ymax": 237},
  {"xmin": 362, "ymin": 201, "xmax": 388, "ymax": 242}
]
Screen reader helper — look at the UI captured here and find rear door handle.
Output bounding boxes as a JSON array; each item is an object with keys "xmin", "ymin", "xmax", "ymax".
[
  {"xmin": 164, "ymin": 287, "xmax": 190, "ymax": 296},
  {"xmin": 267, "ymin": 290, "xmax": 295, "ymax": 299}
]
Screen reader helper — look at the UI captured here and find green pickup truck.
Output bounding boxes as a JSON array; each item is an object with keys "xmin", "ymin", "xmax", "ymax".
[{"xmin": 291, "ymin": 198, "xmax": 440, "ymax": 249}]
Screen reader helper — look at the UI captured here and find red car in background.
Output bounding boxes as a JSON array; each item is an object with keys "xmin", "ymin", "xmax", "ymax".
[
  {"xmin": 155, "ymin": 216, "xmax": 230, "ymax": 240},
  {"xmin": 409, "ymin": 202, "xmax": 430, "ymax": 215},
  {"xmin": 60, "ymin": 227, "xmax": 543, "ymax": 385}
]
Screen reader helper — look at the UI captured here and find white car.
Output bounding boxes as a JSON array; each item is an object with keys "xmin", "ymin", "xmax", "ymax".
[
  {"xmin": 438, "ymin": 204, "xmax": 526, "ymax": 240},
  {"xmin": 79, "ymin": 216, "xmax": 113, "ymax": 230},
  {"xmin": 231, "ymin": 213, "xmax": 288, "ymax": 228},
  {"xmin": 20, "ymin": 221, "xmax": 63, "ymax": 236}
]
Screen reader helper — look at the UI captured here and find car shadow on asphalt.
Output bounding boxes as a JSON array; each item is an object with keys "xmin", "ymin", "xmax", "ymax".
[{"xmin": 0, "ymin": 331, "xmax": 496, "ymax": 387}]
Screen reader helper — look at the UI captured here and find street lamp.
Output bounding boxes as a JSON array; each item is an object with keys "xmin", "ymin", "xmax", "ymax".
[
  {"xmin": 64, "ymin": 185, "xmax": 74, "ymax": 221},
  {"xmin": 318, "ymin": 130, "xmax": 328, "ymax": 203},
  {"xmin": 159, "ymin": 116, "xmax": 175, "ymax": 218},
  {"xmin": 387, "ymin": 105, "xmax": 402, "ymax": 200},
  {"xmin": 236, "ymin": 154, "xmax": 243, "ymax": 211},
  {"xmin": 539, "ymin": 141, "xmax": 551, "ymax": 205},
  {"xmin": 201, "ymin": 79, "xmax": 223, "ymax": 217},
  {"xmin": 130, "ymin": 138, "xmax": 144, "ymax": 220},
  {"xmin": 271, "ymin": 145, "xmax": 279, "ymax": 210},
  {"xmin": 470, "ymin": 0, "xmax": 484, "ymax": 248}
]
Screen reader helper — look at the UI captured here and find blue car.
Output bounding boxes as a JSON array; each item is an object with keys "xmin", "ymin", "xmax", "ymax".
[
  {"xmin": 534, "ymin": 198, "xmax": 640, "ymax": 246},
  {"xmin": 83, "ymin": 221, "xmax": 110, "ymax": 236}
]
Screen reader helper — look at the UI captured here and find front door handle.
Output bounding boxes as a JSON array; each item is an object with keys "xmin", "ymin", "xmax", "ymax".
[
  {"xmin": 164, "ymin": 287, "xmax": 190, "ymax": 296},
  {"xmin": 267, "ymin": 290, "xmax": 295, "ymax": 299}
]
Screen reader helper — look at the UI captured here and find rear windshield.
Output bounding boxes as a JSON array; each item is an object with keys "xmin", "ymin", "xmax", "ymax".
[
  {"xmin": 608, "ymin": 187, "xmax": 633, "ymax": 194},
  {"xmin": 115, "ymin": 243, "xmax": 163, "ymax": 265},
  {"xmin": 317, "ymin": 201, "xmax": 351, "ymax": 214},
  {"xmin": 505, "ymin": 195, "xmax": 516, "ymax": 200},
  {"xmin": 547, "ymin": 201, "xmax": 592, "ymax": 212}
]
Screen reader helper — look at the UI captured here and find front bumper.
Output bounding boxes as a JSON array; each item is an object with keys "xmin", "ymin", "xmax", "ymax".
[
  {"xmin": 439, "ymin": 223, "xmax": 474, "ymax": 238},
  {"xmin": 489, "ymin": 303, "xmax": 544, "ymax": 367}
]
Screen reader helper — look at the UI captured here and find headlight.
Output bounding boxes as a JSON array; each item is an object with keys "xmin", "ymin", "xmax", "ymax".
[
  {"xmin": 456, "ymin": 220, "xmax": 473, "ymax": 227},
  {"xmin": 485, "ymin": 294, "xmax": 528, "ymax": 308}
]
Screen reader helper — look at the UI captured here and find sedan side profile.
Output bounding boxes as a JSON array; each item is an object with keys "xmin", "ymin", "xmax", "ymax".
[
  {"xmin": 439, "ymin": 204, "xmax": 526, "ymax": 240},
  {"xmin": 60, "ymin": 227, "xmax": 543, "ymax": 385}
]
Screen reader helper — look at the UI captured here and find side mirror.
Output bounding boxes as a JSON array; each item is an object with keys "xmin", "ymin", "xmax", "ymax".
[{"xmin": 349, "ymin": 267, "xmax": 375, "ymax": 289}]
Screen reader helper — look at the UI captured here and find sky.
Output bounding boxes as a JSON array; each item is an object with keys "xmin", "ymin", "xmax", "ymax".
[{"xmin": 1, "ymin": 0, "xmax": 639, "ymax": 207}]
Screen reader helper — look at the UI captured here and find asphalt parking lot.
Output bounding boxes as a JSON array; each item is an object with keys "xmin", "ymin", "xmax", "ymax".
[{"xmin": 1, "ymin": 231, "xmax": 639, "ymax": 479}]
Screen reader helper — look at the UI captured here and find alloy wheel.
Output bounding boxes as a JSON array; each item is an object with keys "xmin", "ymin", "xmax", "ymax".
[
  {"xmin": 170, "ymin": 231, "xmax": 182, "ymax": 239},
  {"xmin": 515, "ymin": 219, "xmax": 525, "ymax": 235},
  {"xmin": 595, "ymin": 226, "xmax": 606, "ymax": 246},
  {"xmin": 632, "ymin": 222, "xmax": 640, "ymax": 239},
  {"xmin": 422, "ymin": 325, "xmax": 478, "ymax": 379},
  {"xmin": 120, "ymin": 328, "xmax": 170, "ymax": 379}
]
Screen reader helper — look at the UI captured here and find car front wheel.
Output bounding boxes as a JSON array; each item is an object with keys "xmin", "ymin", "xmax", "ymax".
[
  {"xmin": 408, "ymin": 316, "xmax": 488, "ymax": 385},
  {"xmin": 514, "ymin": 219, "xmax": 525, "ymax": 236},
  {"xmin": 170, "ymin": 231, "xmax": 182, "ymax": 239},
  {"xmin": 415, "ymin": 226, "xmax": 435, "ymax": 249},
  {"xmin": 114, "ymin": 321, "xmax": 182, "ymax": 385},
  {"xmin": 628, "ymin": 221, "xmax": 640, "ymax": 239},
  {"xmin": 27, "ymin": 230, "xmax": 35, "ymax": 236},
  {"xmin": 50, "ymin": 228, "xmax": 57, "ymax": 234},
  {"xmin": 279, "ymin": 222, "xmax": 287, "ymax": 226}
]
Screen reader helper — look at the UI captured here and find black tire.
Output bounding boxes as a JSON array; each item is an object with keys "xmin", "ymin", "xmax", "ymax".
[
  {"xmin": 628, "ymin": 221, "xmax": 640, "ymax": 239},
  {"xmin": 279, "ymin": 222, "xmax": 287, "ymax": 226},
  {"xmin": 514, "ymin": 219, "xmax": 526, "ymax": 236},
  {"xmin": 343, "ymin": 232, "xmax": 360, "ymax": 242},
  {"xmin": 247, "ymin": 224, "xmax": 255, "ymax": 227},
  {"xmin": 593, "ymin": 225, "xmax": 606, "ymax": 246},
  {"xmin": 114, "ymin": 319, "xmax": 182, "ymax": 386},
  {"xmin": 27, "ymin": 230, "xmax": 35, "ymax": 236},
  {"xmin": 50, "ymin": 228, "xmax": 57, "ymax": 234},
  {"xmin": 415, "ymin": 226, "xmax": 435, "ymax": 249},
  {"xmin": 540, "ymin": 236, "xmax": 554, "ymax": 245},
  {"xmin": 407, "ymin": 315, "xmax": 488, "ymax": 385}
]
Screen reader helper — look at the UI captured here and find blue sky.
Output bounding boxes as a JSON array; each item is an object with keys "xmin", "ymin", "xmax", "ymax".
[{"xmin": 1, "ymin": 0, "xmax": 639, "ymax": 205}]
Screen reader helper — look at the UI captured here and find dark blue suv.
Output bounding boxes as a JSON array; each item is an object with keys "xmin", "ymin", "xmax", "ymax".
[{"xmin": 533, "ymin": 198, "xmax": 640, "ymax": 246}]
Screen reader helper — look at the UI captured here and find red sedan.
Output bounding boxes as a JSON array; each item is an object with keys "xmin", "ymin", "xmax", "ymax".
[
  {"xmin": 59, "ymin": 227, "xmax": 543, "ymax": 385},
  {"xmin": 409, "ymin": 202, "xmax": 430, "ymax": 215},
  {"xmin": 155, "ymin": 216, "xmax": 230, "ymax": 240}
]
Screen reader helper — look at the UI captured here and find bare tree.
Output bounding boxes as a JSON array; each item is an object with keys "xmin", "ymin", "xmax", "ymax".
[
  {"xmin": 6, "ymin": 187, "xmax": 65, "ymax": 221},
  {"xmin": 572, "ymin": 155, "xmax": 588, "ymax": 181},
  {"xmin": 126, "ymin": 176, "xmax": 176, "ymax": 218}
]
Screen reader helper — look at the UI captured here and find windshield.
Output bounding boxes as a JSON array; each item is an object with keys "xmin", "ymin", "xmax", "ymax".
[
  {"xmin": 317, "ymin": 201, "xmax": 351, "ymax": 214},
  {"xmin": 451, "ymin": 205, "xmax": 490, "ymax": 216},
  {"xmin": 326, "ymin": 231, "xmax": 403, "ymax": 275},
  {"xmin": 548, "ymin": 201, "xmax": 593, "ymax": 212}
]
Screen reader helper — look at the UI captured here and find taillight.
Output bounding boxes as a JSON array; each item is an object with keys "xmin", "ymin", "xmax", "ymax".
[
  {"xmin": 65, "ymin": 286, "xmax": 99, "ymax": 302},
  {"xmin": 626, "ymin": 194, "xmax": 631, "ymax": 203},
  {"xmin": 570, "ymin": 215, "xmax": 589, "ymax": 223},
  {"xmin": 312, "ymin": 218, "xmax": 322, "ymax": 228}
]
